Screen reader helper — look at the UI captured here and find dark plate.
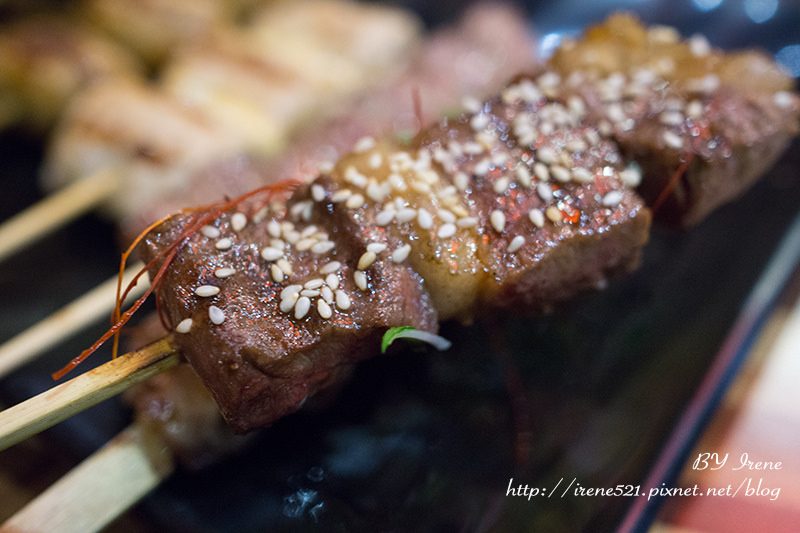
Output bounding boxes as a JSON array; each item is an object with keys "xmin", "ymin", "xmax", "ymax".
[{"xmin": 0, "ymin": 1, "xmax": 799, "ymax": 532}]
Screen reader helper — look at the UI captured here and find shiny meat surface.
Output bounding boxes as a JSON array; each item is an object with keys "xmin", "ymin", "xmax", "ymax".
[{"xmin": 142, "ymin": 191, "xmax": 437, "ymax": 433}]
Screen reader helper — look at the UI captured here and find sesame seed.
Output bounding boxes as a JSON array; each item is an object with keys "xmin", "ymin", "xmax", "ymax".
[
  {"xmin": 201, "ymin": 225, "xmax": 220, "ymax": 238},
  {"xmin": 437, "ymin": 209, "xmax": 456, "ymax": 224},
  {"xmin": 375, "ymin": 209, "xmax": 395, "ymax": 226},
  {"xmin": 533, "ymin": 162, "xmax": 550, "ymax": 182},
  {"xmin": 195, "ymin": 285, "xmax": 220, "ymax": 297},
  {"xmin": 320, "ymin": 261, "xmax": 341, "ymax": 274},
  {"xmin": 367, "ymin": 242, "xmax": 387, "ymax": 254},
  {"xmin": 490, "ymin": 210, "xmax": 506, "ymax": 233},
  {"xmin": 294, "ymin": 297, "xmax": 311, "ymax": 319},
  {"xmin": 546, "ymin": 206, "xmax": 562, "ymax": 223},
  {"xmin": 354, "ymin": 270, "xmax": 368, "ymax": 291},
  {"xmin": 388, "ymin": 173, "xmax": 408, "ymax": 191},
  {"xmin": 536, "ymin": 146, "xmax": 558, "ymax": 164},
  {"xmin": 493, "ymin": 176, "xmax": 511, "ymax": 195},
  {"xmin": 659, "ymin": 110, "xmax": 685, "ymax": 126},
  {"xmin": 602, "ymin": 190, "xmax": 625, "ymax": 207},
  {"xmin": 396, "ymin": 208, "xmax": 417, "ymax": 223},
  {"xmin": 331, "ymin": 189, "xmax": 353, "ymax": 204},
  {"xmin": 215, "ymin": 238, "xmax": 233, "ymax": 250},
  {"xmin": 214, "ymin": 268, "xmax": 236, "ymax": 278},
  {"xmin": 325, "ymin": 273, "xmax": 340, "ymax": 290},
  {"xmin": 320, "ymin": 286, "xmax": 334, "ymax": 304},
  {"xmin": 267, "ymin": 221, "xmax": 281, "ymax": 238},
  {"xmin": 281, "ymin": 285, "xmax": 303, "ymax": 300},
  {"xmin": 261, "ymin": 247, "xmax": 283, "ymax": 261},
  {"xmin": 344, "ymin": 166, "xmax": 368, "ymax": 188},
  {"xmin": 537, "ymin": 182, "xmax": 554, "ymax": 203},
  {"xmin": 457, "ymin": 217, "xmax": 478, "ymax": 228},
  {"xmin": 507, "ymin": 235, "xmax": 525, "ymax": 253},
  {"xmin": 311, "ymin": 241, "xmax": 335, "ymax": 255},
  {"xmin": 366, "ymin": 182, "xmax": 389, "ymax": 202},
  {"xmin": 620, "ymin": 164, "xmax": 642, "ymax": 187},
  {"xmin": 304, "ymin": 278, "xmax": 325, "ymax": 290},
  {"xmin": 529, "ymin": 208, "xmax": 545, "ymax": 228},
  {"xmin": 357, "ymin": 251, "xmax": 377, "ymax": 270},
  {"xmin": 391, "ymin": 243, "xmax": 411, "ymax": 263},
  {"xmin": 295, "ymin": 238, "xmax": 316, "ymax": 251},
  {"xmin": 208, "ymin": 306, "xmax": 225, "ymax": 325},
  {"xmin": 474, "ymin": 158, "xmax": 491, "ymax": 176},
  {"xmin": 662, "ymin": 130, "xmax": 684, "ymax": 149},
  {"xmin": 276, "ymin": 258, "xmax": 293, "ymax": 276},
  {"xmin": 437, "ymin": 223, "xmax": 457, "ymax": 239},
  {"xmin": 410, "ymin": 180, "xmax": 431, "ymax": 194},
  {"xmin": 565, "ymin": 139, "xmax": 588, "ymax": 153},
  {"xmin": 572, "ymin": 167, "xmax": 594, "ymax": 183},
  {"xmin": 417, "ymin": 208, "xmax": 433, "ymax": 229},
  {"xmin": 568, "ymin": 95, "xmax": 586, "ymax": 117},
  {"xmin": 317, "ymin": 299, "xmax": 333, "ymax": 319},
  {"xmin": 280, "ymin": 297, "xmax": 296, "ymax": 313},
  {"xmin": 175, "ymin": 318, "xmax": 193, "ymax": 333},
  {"xmin": 369, "ymin": 152, "xmax": 383, "ymax": 169},
  {"xmin": 454, "ymin": 171, "xmax": 469, "ymax": 191},
  {"xmin": 353, "ymin": 136, "xmax": 376, "ymax": 152},
  {"xmin": 470, "ymin": 112, "xmax": 490, "ymax": 131},
  {"xmin": 686, "ymin": 100, "xmax": 704, "ymax": 119},
  {"xmin": 550, "ymin": 165, "xmax": 572, "ymax": 183},
  {"xmin": 301, "ymin": 289, "xmax": 320, "ymax": 297},
  {"xmin": 516, "ymin": 165, "xmax": 532, "ymax": 188},
  {"xmin": 270, "ymin": 264, "xmax": 284, "ymax": 282},
  {"xmin": 335, "ymin": 289, "xmax": 352, "ymax": 310},
  {"xmin": 311, "ymin": 183, "xmax": 326, "ymax": 202},
  {"xmin": 231, "ymin": 213, "xmax": 247, "ymax": 232}
]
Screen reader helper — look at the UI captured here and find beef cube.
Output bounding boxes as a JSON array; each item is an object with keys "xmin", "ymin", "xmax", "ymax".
[{"xmin": 142, "ymin": 190, "xmax": 437, "ymax": 433}]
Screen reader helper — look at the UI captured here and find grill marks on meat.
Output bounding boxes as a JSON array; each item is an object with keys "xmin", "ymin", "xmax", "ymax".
[
  {"xmin": 144, "ymin": 192, "xmax": 437, "ymax": 433},
  {"xmin": 548, "ymin": 13, "xmax": 799, "ymax": 226}
]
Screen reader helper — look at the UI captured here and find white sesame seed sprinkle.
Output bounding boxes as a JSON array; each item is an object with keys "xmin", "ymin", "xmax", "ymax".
[
  {"xmin": 354, "ymin": 270, "xmax": 368, "ymax": 291},
  {"xmin": 417, "ymin": 208, "xmax": 433, "ymax": 229},
  {"xmin": 571, "ymin": 167, "xmax": 594, "ymax": 183},
  {"xmin": 261, "ymin": 247, "xmax": 283, "ymax": 261},
  {"xmin": 231, "ymin": 213, "xmax": 247, "ymax": 232},
  {"xmin": 367, "ymin": 242, "xmax": 387, "ymax": 254},
  {"xmin": 276, "ymin": 258, "xmax": 293, "ymax": 276},
  {"xmin": 358, "ymin": 251, "xmax": 377, "ymax": 270},
  {"xmin": 267, "ymin": 221, "xmax": 281, "ymax": 238},
  {"xmin": 201, "ymin": 225, "xmax": 220, "ymax": 238},
  {"xmin": 437, "ymin": 209, "xmax": 456, "ymax": 224},
  {"xmin": 546, "ymin": 206, "xmax": 562, "ymax": 223},
  {"xmin": 331, "ymin": 189, "xmax": 352, "ymax": 203},
  {"xmin": 437, "ymin": 223, "xmax": 457, "ymax": 239},
  {"xmin": 301, "ymin": 289, "xmax": 320, "ymax": 297},
  {"xmin": 304, "ymin": 278, "xmax": 325, "ymax": 290},
  {"xmin": 516, "ymin": 165, "xmax": 532, "ymax": 188},
  {"xmin": 391, "ymin": 243, "xmax": 411, "ymax": 263},
  {"xmin": 320, "ymin": 261, "xmax": 341, "ymax": 274},
  {"xmin": 396, "ymin": 208, "xmax": 417, "ymax": 223},
  {"xmin": 537, "ymin": 182, "xmax": 554, "ymax": 202},
  {"xmin": 215, "ymin": 238, "xmax": 233, "ymax": 250},
  {"xmin": 457, "ymin": 216, "xmax": 478, "ymax": 228},
  {"xmin": 621, "ymin": 164, "xmax": 642, "ymax": 187},
  {"xmin": 195, "ymin": 285, "xmax": 220, "ymax": 297},
  {"xmin": 336, "ymin": 289, "xmax": 352, "ymax": 310},
  {"xmin": 208, "ymin": 306, "xmax": 225, "ymax": 325},
  {"xmin": 325, "ymin": 273, "xmax": 340, "ymax": 290},
  {"xmin": 280, "ymin": 297, "xmax": 296, "ymax": 313},
  {"xmin": 311, "ymin": 184, "xmax": 326, "ymax": 202},
  {"xmin": 470, "ymin": 112, "xmax": 490, "ymax": 131},
  {"xmin": 353, "ymin": 136, "xmax": 376, "ymax": 152},
  {"xmin": 295, "ymin": 238, "xmax": 316, "ymax": 251},
  {"xmin": 321, "ymin": 285, "xmax": 334, "ymax": 303},
  {"xmin": 490, "ymin": 210, "xmax": 506, "ymax": 233},
  {"xmin": 294, "ymin": 297, "xmax": 311, "ymax": 319},
  {"xmin": 507, "ymin": 235, "xmax": 525, "ymax": 253},
  {"xmin": 311, "ymin": 241, "xmax": 335, "ymax": 255},
  {"xmin": 533, "ymin": 162, "xmax": 550, "ymax": 182},
  {"xmin": 550, "ymin": 165, "xmax": 572, "ymax": 183},
  {"xmin": 529, "ymin": 208, "xmax": 545, "ymax": 228},
  {"xmin": 214, "ymin": 268, "xmax": 236, "ymax": 278},
  {"xmin": 281, "ymin": 285, "xmax": 303, "ymax": 300},
  {"xmin": 662, "ymin": 130, "xmax": 684, "ymax": 149},
  {"xmin": 602, "ymin": 190, "xmax": 625, "ymax": 207},
  {"xmin": 493, "ymin": 176, "xmax": 511, "ymax": 194},
  {"xmin": 454, "ymin": 171, "xmax": 469, "ymax": 191},
  {"xmin": 317, "ymin": 299, "xmax": 333, "ymax": 319},
  {"xmin": 271, "ymin": 264, "xmax": 284, "ymax": 282},
  {"xmin": 537, "ymin": 146, "xmax": 558, "ymax": 164},
  {"xmin": 175, "ymin": 318, "xmax": 193, "ymax": 333}
]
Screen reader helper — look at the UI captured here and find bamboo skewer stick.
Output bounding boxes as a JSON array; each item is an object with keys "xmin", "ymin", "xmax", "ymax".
[
  {"xmin": 0, "ymin": 424, "xmax": 175, "ymax": 533},
  {"xmin": 0, "ymin": 336, "xmax": 180, "ymax": 451},
  {"xmin": 0, "ymin": 168, "xmax": 120, "ymax": 263},
  {"xmin": 0, "ymin": 262, "xmax": 149, "ymax": 379}
]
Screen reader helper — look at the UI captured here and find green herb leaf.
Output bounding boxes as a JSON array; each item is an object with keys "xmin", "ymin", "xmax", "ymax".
[{"xmin": 381, "ymin": 326, "xmax": 452, "ymax": 354}]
